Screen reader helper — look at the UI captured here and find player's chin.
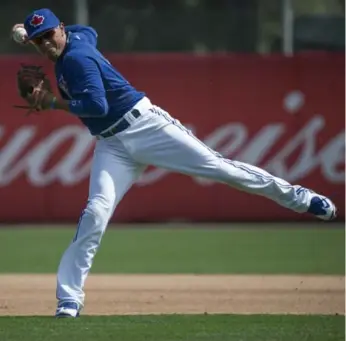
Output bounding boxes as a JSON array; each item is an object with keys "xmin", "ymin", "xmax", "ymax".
[{"xmin": 45, "ymin": 49, "xmax": 59, "ymax": 61}]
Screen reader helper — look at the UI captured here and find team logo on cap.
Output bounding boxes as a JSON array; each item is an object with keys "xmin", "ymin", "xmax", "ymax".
[{"xmin": 30, "ymin": 14, "xmax": 45, "ymax": 27}]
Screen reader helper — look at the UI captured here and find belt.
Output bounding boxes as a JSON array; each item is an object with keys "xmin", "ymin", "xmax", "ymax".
[{"xmin": 97, "ymin": 109, "xmax": 141, "ymax": 139}]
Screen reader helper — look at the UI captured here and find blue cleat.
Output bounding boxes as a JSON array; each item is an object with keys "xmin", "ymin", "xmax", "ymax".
[
  {"xmin": 307, "ymin": 195, "xmax": 337, "ymax": 221},
  {"xmin": 55, "ymin": 301, "xmax": 81, "ymax": 318}
]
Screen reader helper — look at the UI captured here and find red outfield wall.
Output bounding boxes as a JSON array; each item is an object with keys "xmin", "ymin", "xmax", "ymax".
[{"xmin": 0, "ymin": 53, "xmax": 344, "ymax": 222}]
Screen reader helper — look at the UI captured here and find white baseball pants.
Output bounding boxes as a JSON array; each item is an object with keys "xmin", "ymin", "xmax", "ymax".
[{"xmin": 56, "ymin": 97, "xmax": 312, "ymax": 306}]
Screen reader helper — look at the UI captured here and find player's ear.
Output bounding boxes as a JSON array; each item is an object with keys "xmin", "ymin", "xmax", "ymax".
[{"xmin": 59, "ymin": 22, "xmax": 65, "ymax": 31}]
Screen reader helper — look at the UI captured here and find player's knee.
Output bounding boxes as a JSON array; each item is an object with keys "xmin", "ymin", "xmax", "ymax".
[
  {"xmin": 72, "ymin": 196, "xmax": 114, "ymax": 247},
  {"xmin": 210, "ymin": 158, "xmax": 239, "ymax": 184},
  {"xmin": 84, "ymin": 196, "xmax": 115, "ymax": 228}
]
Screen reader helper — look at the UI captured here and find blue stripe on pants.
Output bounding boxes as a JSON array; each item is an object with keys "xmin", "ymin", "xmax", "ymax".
[{"xmin": 73, "ymin": 210, "xmax": 85, "ymax": 242}]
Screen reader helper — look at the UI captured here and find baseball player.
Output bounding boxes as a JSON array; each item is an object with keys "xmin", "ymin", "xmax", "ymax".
[{"xmin": 12, "ymin": 8, "xmax": 337, "ymax": 318}]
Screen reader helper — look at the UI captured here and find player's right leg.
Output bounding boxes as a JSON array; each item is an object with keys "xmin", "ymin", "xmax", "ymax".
[{"xmin": 55, "ymin": 136, "xmax": 144, "ymax": 317}]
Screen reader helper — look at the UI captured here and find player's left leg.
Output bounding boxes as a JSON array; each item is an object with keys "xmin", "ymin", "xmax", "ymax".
[
  {"xmin": 55, "ymin": 137, "xmax": 144, "ymax": 317},
  {"xmin": 126, "ymin": 106, "xmax": 336, "ymax": 220}
]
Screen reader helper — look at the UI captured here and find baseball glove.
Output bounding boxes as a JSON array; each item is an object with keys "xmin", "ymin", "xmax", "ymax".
[{"xmin": 14, "ymin": 64, "xmax": 53, "ymax": 115}]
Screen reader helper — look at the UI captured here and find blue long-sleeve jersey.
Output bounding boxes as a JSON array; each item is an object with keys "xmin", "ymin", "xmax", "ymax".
[{"xmin": 54, "ymin": 25, "xmax": 145, "ymax": 135}]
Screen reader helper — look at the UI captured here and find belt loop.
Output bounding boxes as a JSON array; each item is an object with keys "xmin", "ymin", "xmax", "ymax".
[{"xmin": 124, "ymin": 112, "xmax": 135, "ymax": 124}]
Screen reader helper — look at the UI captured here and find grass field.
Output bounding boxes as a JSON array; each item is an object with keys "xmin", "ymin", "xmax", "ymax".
[
  {"xmin": 0, "ymin": 224, "xmax": 344, "ymax": 274},
  {"xmin": 0, "ymin": 223, "xmax": 344, "ymax": 341},
  {"xmin": 0, "ymin": 315, "xmax": 344, "ymax": 341}
]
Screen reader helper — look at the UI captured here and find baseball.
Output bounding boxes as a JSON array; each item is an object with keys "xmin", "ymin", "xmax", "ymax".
[{"xmin": 13, "ymin": 27, "xmax": 27, "ymax": 44}]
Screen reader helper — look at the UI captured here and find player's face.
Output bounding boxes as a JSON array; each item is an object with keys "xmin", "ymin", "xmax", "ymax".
[{"xmin": 31, "ymin": 23, "xmax": 66, "ymax": 62}]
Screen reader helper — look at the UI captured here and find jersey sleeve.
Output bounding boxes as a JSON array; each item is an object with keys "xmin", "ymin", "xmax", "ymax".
[{"xmin": 62, "ymin": 53, "xmax": 109, "ymax": 117}]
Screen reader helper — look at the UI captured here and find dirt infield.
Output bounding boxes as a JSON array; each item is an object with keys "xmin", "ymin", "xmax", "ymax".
[{"xmin": 0, "ymin": 274, "xmax": 344, "ymax": 316}]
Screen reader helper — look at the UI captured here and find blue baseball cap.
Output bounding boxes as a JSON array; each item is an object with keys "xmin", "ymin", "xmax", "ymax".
[{"xmin": 24, "ymin": 8, "xmax": 60, "ymax": 40}]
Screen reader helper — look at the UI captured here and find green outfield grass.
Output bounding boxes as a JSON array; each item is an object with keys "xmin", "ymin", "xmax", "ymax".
[
  {"xmin": 0, "ymin": 224, "xmax": 344, "ymax": 274},
  {"xmin": 0, "ymin": 315, "xmax": 344, "ymax": 341}
]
